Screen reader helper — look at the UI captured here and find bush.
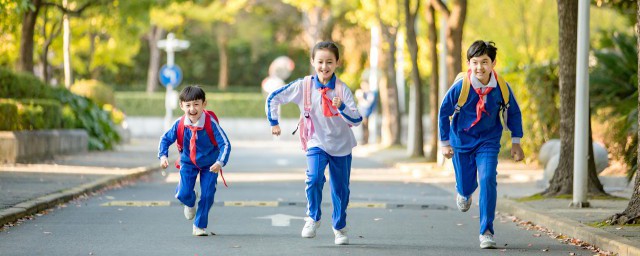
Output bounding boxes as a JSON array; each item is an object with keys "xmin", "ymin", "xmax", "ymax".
[
  {"xmin": 115, "ymin": 91, "xmax": 299, "ymax": 118},
  {"xmin": 0, "ymin": 67, "xmax": 53, "ymax": 99},
  {"xmin": 53, "ymin": 88, "xmax": 120, "ymax": 150},
  {"xmin": 0, "ymin": 98, "xmax": 63, "ymax": 130},
  {"xmin": 0, "ymin": 99, "xmax": 19, "ymax": 130},
  {"xmin": 17, "ymin": 99, "xmax": 63, "ymax": 130},
  {"xmin": 70, "ymin": 79, "xmax": 115, "ymax": 107}
]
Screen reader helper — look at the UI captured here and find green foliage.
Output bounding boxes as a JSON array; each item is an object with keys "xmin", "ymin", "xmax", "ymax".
[
  {"xmin": 17, "ymin": 98, "xmax": 63, "ymax": 130},
  {"xmin": 0, "ymin": 67, "xmax": 53, "ymax": 99},
  {"xmin": 0, "ymin": 98, "xmax": 63, "ymax": 130},
  {"xmin": 0, "ymin": 66, "xmax": 120, "ymax": 150},
  {"xmin": 115, "ymin": 91, "xmax": 300, "ymax": 118},
  {"xmin": 0, "ymin": 99, "xmax": 19, "ymax": 130},
  {"xmin": 590, "ymin": 32, "xmax": 638, "ymax": 180},
  {"xmin": 70, "ymin": 79, "xmax": 115, "ymax": 107},
  {"xmin": 52, "ymin": 88, "xmax": 120, "ymax": 150},
  {"xmin": 499, "ymin": 63, "xmax": 560, "ymax": 162}
]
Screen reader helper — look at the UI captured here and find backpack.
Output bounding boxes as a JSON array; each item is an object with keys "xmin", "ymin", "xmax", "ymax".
[
  {"xmin": 452, "ymin": 71, "xmax": 511, "ymax": 131},
  {"xmin": 175, "ymin": 110, "xmax": 227, "ymax": 187},
  {"xmin": 292, "ymin": 75, "xmax": 345, "ymax": 151}
]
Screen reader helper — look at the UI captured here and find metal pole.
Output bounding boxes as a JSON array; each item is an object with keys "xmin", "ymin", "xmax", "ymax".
[{"xmin": 572, "ymin": 0, "xmax": 590, "ymax": 208}]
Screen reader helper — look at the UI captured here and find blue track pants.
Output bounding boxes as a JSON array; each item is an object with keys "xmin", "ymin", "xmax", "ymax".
[
  {"xmin": 305, "ymin": 147, "xmax": 352, "ymax": 230},
  {"xmin": 175, "ymin": 163, "xmax": 218, "ymax": 229},
  {"xmin": 452, "ymin": 148, "xmax": 499, "ymax": 235}
]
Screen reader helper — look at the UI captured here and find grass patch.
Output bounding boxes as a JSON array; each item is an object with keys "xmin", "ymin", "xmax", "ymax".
[{"xmin": 514, "ymin": 193, "xmax": 625, "ymax": 202}]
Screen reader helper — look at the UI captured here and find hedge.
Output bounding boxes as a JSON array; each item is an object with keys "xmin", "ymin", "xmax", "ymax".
[
  {"xmin": 0, "ymin": 98, "xmax": 63, "ymax": 131},
  {"xmin": 115, "ymin": 91, "xmax": 300, "ymax": 118}
]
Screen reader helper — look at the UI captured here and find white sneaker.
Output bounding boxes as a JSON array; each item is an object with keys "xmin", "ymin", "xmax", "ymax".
[
  {"xmin": 333, "ymin": 228, "xmax": 349, "ymax": 245},
  {"xmin": 301, "ymin": 217, "xmax": 320, "ymax": 238},
  {"xmin": 479, "ymin": 231, "xmax": 496, "ymax": 249},
  {"xmin": 192, "ymin": 225, "xmax": 208, "ymax": 236},
  {"xmin": 183, "ymin": 190, "xmax": 199, "ymax": 220},
  {"xmin": 456, "ymin": 194, "xmax": 472, "ymax": 212},
  {"xmin": 184, "ymin": 205, "xmax": 196, "ymax": 220}
]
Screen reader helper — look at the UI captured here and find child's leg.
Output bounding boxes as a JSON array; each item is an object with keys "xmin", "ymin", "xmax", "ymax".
[
  {"xmin": 452, "ymin": 151, "xmax": 478, "ymax": 198},
  {"xmin": 475, "ymin": 149, "xmax": 499, "ymax": 235},
  {"xmin": 175, "ymin": 165, "xmax": 198, "ymax": 208},
  {"xmin": 305, "ymin": 147, "xmax": 329, "ymax": 221},
  {"xmin": 194, "ymin": 167, "xmax": 218, "ymax": 229},
  {"xmin": 328, "ymin": 153, "xmax": 352, "ymax": 230}
]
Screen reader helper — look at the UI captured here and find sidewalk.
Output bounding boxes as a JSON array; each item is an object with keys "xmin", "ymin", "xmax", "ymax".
[
  {"xmin": 0, "ymin": 138, "xmax": 169, "ymax": 227},
  {"xmin": 356, "ymin": 144, "xmax": 640, "ymax": 256}
]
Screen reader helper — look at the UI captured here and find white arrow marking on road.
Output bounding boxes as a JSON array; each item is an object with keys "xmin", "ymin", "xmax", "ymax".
[{"xmin": 255, "ymin": 214, "xmax": 305, "ymax": 227}]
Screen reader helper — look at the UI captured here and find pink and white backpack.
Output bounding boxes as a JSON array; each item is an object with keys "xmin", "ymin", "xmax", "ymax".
[{"xmin": 293, "ymin": 76, "xmax": 344, "ymax": 151}]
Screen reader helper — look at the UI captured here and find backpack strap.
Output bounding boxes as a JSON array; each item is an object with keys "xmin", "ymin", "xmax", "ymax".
[
  {"xmin": 335, "ymin": 78, "xmax": 344, "ymax": 100},
  {"xmin": 495, "ymin": 73, "xmax": 510, "ymax": 108},
  {"xmin": 203, "ymin": 110, "xmax": 218, "ymax": 148},
  {"xmin": 176, "ymin": 116, "xmax": 186, "ymax": 152},
  {"xmin": 303, "ymin": 76, "xmax": 313, "ymax": 116},
  {"xmin": 454, "ymin": 71, "xmax": 470, "ymax": 115}
]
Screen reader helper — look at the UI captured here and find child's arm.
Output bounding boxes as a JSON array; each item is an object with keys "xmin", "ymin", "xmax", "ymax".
[
  {"xmin": 210, "ymin": 116, "xmax": 231, "ymax": 169},
  {"xmin": 438, "ymin": 84, "xmax": 459, "ymax": 147},
  {"xmin": 505, "ymin": 84, "xmax": 524, "ymax": 161},
  {"xmin": 334, "ymin": 85, "xmax": 363, "ymax": 127},
  {"xmin": 265, "ymin": 79, "xmax": 304, "ymax": 127},
  {"xmin": 158, "ymin": 119, "xmax": 179, "ymax": 168}
]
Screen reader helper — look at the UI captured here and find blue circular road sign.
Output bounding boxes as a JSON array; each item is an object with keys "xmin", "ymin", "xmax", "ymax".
[{"xmin": 159, "ymin": 65, "xmax": 183, "ymax": 87}]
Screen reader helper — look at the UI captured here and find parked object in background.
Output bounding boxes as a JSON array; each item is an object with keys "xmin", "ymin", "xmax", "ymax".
[{"xmin": 539, "ymin": 139, "xmax": 609, "ymax": 185}]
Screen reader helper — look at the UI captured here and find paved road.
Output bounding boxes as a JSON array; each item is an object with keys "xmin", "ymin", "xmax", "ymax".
[{"xmin": 0, "ymin": 139, "xmax": 595, "ymax": 256}]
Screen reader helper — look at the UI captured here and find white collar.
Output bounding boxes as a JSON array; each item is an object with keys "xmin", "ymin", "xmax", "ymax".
[
  {"xmin": 183, "ymin": 112, "xmax": 205, "ymax": 128},
  {"xmin": 471, "ymin": 71, "xmax": 497, "ymax": 89}
]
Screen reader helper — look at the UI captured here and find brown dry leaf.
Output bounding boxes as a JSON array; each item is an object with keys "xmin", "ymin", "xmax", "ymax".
[{"xmin": 533, "ymin": 233, "xmax": 541, "ymax": 237}]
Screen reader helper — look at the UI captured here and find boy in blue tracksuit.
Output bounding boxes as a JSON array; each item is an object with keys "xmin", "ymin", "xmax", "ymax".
[
  {"xmin": 158, "ymin": 85, "xmax": 231, "ymax": 236},
  {"xmin": 438, "ymin": 40, "xmax": 524, "ymax": 249}
]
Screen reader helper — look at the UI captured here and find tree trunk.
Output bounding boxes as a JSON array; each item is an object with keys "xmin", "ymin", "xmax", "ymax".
[
  {"xmin": 543, "ymin": 0, "xmax": 578, "ymax": 197},
  {"xmin": 146, "ymin": 26, "xmax": 164, "ymax": 94},
  {"xmin": 445, "ymin": 0, "xmax": 467, "ymax": 85},
  {"xmin": 426, "ymin": 2, "xmax": 439, "ymax": 162},
  {"xmin": 405, "ymin": 0, "xmax": 423, "ymax": 157},
  {"xmin": 63, "ymin": 0, "xmax": 73, "ymax": 88},
  {"xmin": 607, "ymin": 0, "xmax": 640, "ymax": 225},
  {"xmin": 379, "ymin": 26, "xmax": 401, "ymax": 147},
  {"xmin": 217, "ymin": 24, "xmax": 229, "ymax": 90},
  {"xmin": 588, "ymin": 108, "xmax": 608, "ymax": 196},
  {"xmin": 18, "ymin": 0, "xmax": 42, "ymax": 74}
]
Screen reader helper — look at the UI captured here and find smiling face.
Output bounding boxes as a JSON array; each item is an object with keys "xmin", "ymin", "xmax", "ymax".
[
  {"xmin": 311, "ymin": 49, "xmax": 338, "ymax": 84},
  {"xmin": 180, "ymin": 99, "xmax": 207, "ymax": 124},
  {"xmin": 467, "ymin": 54, "xmax": 496, "ymax": 85}
]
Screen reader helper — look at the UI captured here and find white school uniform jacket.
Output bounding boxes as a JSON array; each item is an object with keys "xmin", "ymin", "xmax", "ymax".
[{"xmin": 266, "ymin": 75, "xmax": 363, "ymax": 156}]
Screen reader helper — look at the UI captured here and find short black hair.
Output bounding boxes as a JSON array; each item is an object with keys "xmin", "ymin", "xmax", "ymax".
[
  {"xmin": 311, "ymin": 41, "xmax": 340, "ymax": 61},
  {"xmin": 179, "ymin": 85, "xmax": 206, "ymax": 102},
  {"xmin": 467, "ymin": 40, "xmax": 498, "ymax": 62}
]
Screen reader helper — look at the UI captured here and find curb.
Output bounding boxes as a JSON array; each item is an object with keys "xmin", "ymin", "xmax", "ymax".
[
  {"xmin": 497, "ymin": 198, "xmax": 640, "ymax": 256},
  {"xmin": 0, "ymin": 165, "xmax": 160, "ymax": 227}
]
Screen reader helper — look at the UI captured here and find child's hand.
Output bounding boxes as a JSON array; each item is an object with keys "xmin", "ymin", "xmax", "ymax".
[
  {"xmin": 511, "ymin": 144, "xmax": 524, "ymax": 162},
  {"xmin": 160, "ymin": 157, "xmax": 169, "ymax": 169},
  {"xmin": 441, "ymin": 146, "xmax": 454, "ymax": 159},
  {"xmin": 332, "ymin": 97, "xmax": 342, "ymax": 108},
  {"xmin": 271, "ymin": 125, "xmax": 281, "ymax": 136},
  {"xmin": 209, "ymin": 162, "xmax": 222, "ymax": 173}
]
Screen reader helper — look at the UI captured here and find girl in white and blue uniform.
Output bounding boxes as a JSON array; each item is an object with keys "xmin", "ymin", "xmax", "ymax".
[{"xmin": 266, "ymin": 41, "xmax": 362, "ymax": 245}]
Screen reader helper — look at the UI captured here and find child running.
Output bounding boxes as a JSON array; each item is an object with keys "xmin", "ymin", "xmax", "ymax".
[
  {"xmin": 439, "ymin": 40, "xmax": 524, "ymax": 249},
  {"xmin": 265, "ymin": 41, "xmax": 362, "ymax": 245},
  {"xmin": 158, "ymin": 85, "xmax": 231, "ymax": 236}
]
